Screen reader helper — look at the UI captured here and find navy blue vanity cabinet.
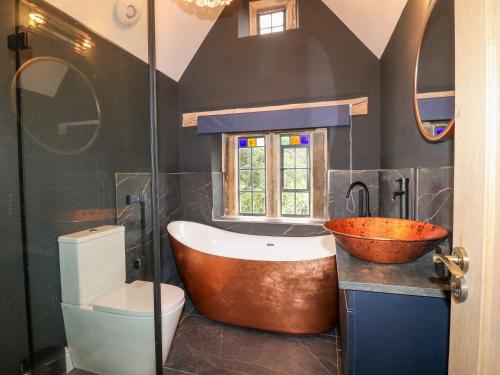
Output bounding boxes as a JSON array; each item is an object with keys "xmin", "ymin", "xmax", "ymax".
[{"xmin": 339, "ymin": 289, "xmax": 450, "ymax": 375}]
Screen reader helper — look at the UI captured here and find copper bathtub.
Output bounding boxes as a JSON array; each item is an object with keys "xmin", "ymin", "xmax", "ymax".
[{"xmin": 167, "ymin": 221, "xmax": 338, "ymax": 334}]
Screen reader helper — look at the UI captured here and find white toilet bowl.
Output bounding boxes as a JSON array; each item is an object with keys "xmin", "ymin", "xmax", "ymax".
[
  {"xmin": 58, "ymin": 226, "xmax": 184, "ymax": 375},
  {"xmin": 62, "ymin": 281, "xmax": 184, "ymax": 375}
]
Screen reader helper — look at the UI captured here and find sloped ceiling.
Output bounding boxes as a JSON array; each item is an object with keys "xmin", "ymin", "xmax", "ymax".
[
  {"xmin": 155, "ymin": 0, "xmax": 223, "ymax": 81},
  {"xmin": 45, "ymin": 0, "xmax": 222, "ymax": 81},
  {"xmin": 45, "ymin": 0, "xmax": 407, "ymax": 81},
  {"xmin": 321, "ymin": 0, "xmax": 408, "ymax": 58}
]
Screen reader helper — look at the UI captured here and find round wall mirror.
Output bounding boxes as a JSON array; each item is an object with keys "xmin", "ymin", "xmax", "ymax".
[
  {"xmin": 414, "ymin": 0, "xmax": 455, "ymax": 142},
  {"xmin": 11, "ymin": 57, "xmax": 101, "ymax": 155}
]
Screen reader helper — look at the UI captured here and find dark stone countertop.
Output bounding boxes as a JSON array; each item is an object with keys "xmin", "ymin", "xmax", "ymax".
[{"xmin": 336, "ymin": 244, "xmax": 450, "ymax": 298}]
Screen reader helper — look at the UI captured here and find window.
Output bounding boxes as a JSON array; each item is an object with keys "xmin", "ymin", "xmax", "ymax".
[
  {"xmin": 248, "ymin": 0, "xmax": 298, "ymax": 37},
  {"xmin": 238, "ymin": 136, "xmax": 266, "ymax": 215},
  {"xmin": 258, "ymin": 9, "xmax": 285, "ymax": 35},
  {"xmin": 280, "ymin": 134, "xmax": 310, "ymax": 216},
  {"xmin": 223, "ymin": 128, "xmax": 327, "ymax": 221}
]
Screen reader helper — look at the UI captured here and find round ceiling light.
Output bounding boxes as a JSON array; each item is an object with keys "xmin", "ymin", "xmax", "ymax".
[
  {"xmin": 184, "ymin": 0, "xmax": 233, "ymax": 8},
  {"xmin": 115, "ymin": 0, "xmax": 142, "ymax": 26}
]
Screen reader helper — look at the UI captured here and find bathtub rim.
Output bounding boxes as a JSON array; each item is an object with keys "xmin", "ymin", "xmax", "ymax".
[{"xmin": 167, "ymin": 220, "xmax": 336, "ymax": 262}]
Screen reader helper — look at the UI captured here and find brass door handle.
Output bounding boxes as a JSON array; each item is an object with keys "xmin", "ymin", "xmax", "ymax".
[{"xmin": 433, "ymin": 247, "xmax": 469, "ymax": 303}]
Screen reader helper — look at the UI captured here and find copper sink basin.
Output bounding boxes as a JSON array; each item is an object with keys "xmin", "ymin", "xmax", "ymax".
[{"xmin": 324, "ymin": 217, "xmax": 449, "ymax": 264}]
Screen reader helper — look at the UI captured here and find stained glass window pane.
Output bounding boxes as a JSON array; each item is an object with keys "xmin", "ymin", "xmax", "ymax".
[
  {"xmin": 296, "ymin": 193, "xmax": 310, "ymax": 215},
  {"xmin": 239, "ymin": 148, "xmax": 251, "ymax": 169},
  {"xmin": 283, "ymin": 148, "xmax": 295, "ymax": 168},
  {"xmin": 281, "ymin": 136, "xmax": 290, "ymax": 145},
  {"xmin": 253, "ymin": 192, "xmax": 266, "ymax": 214},
  {"xmin": 283, "ymin": 169, "xmax": 295, "ymax": 190},
  {"xmin": 281, "ymin": 192, "xmax": 295, "ymax": 215},
  {"xmin": 240, "ymin": 193, "xmax": 253, "ymax": 214},
  {"xmin": 295, "ymin": 169, "xmax": 308, "ymax": 190},
  {"xmin": 252, "ymin": 147, "xmax": 265, "ymax": 168},
  {"xmin": 239, "ymin": 170, "xmax": 251, "ymax": 191},
  {"xmin": 252, "ymin": 170, "xmax": 266, "ymax": 191},
  {"xmin": 295, "ymin": 148, "xmax": 308, "ymax": 168}
]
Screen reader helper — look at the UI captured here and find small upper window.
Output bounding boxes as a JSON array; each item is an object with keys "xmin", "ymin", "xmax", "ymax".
[
  {"xmin": 258, "ymin": 9, "xmax": 285, "ymax": 35},
  {"xmin": 248, "ymin": 0, "xmax": 298, "ymax": 37}
]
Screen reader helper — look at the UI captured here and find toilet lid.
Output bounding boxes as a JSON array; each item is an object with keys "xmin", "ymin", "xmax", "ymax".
[{"xmin": 92, "ymin": 281, "xmax": 185, "ymax": 317}]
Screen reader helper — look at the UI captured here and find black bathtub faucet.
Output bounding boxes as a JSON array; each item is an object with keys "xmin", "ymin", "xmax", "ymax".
[
  {"xmin": 391, "ymin": 177, "xmax": 410, "ymax": 219},
  {"xmin": 346, "ymin": 181, "xmax": 372, "ymax": 217}
]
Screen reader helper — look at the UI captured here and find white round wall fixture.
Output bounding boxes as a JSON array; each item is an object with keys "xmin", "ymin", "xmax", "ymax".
[{"xmin": 115, "ymin": 0, "xmax": 142, "ymax": 27}]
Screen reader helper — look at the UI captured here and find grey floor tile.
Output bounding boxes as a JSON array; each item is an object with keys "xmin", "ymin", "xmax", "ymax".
[
  {"xmin": 165, "ymin": 314, "xmax": 340, "ymax": 375},
  {"xmin": 66, "ymin": 369, "xmax": 96, "ymax": 375}
]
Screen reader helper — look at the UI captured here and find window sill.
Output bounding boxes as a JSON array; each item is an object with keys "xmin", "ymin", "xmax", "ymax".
[{"xmin": 213, "ymin": 215, "xmax": 327, "ymax": 226}]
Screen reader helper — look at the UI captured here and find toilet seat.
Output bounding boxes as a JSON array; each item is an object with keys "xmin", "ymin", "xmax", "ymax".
[{"xmin": 91, "ymin": 280, "xmax": 184, "ymax": 317}]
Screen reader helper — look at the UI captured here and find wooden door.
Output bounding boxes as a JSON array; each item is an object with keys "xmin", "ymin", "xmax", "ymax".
[{"xmin": 450, "ymin": 1, "xmax": 500, "ymax": 373}]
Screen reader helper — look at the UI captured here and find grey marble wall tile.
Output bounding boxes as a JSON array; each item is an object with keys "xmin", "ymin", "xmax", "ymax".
[
  {"xmin": 161, "ymin": 233, "xmax": 180, "ymax": 284},
  {"xmin": 214, "ymin": 221, "xmax": 327, "ymax": 237},
  {"xmin": 117, "ymin": 172, "xmax": 183, "ymax": 283},
  {"xmin": 416, "ymin": 167, "xmax": 454, "ymax": 231},
  {"xmin": 126, "ymin": 241, "xmax": 153, "ymax": 283},
  {"xmin": 179, "ymin": 172, "xmax": 214, "ymax": 224},
  {"xmin": 115, "ymin": 173, "xmax": 152, "ymax": 249},
  {"xmin": 212, "ymin": 171, "xmax": 224, "ymax": 218},
  {"xmin": 159, "ymin": 173, "xmax": 181, "ymax": 235},
  {"xmin": 328, "ymin": 170, "xmax": 379, "ymax": 219},
  {"xmin": 379, "ymin": 168, "xmax": 416, "ymax": 219}
]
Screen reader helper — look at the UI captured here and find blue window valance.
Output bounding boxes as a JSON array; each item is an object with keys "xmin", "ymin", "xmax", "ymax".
[
  {"xmin": 418, "ymin": 96, "xmax": 455, "ymax": 122},
  {"xmin": 197, "ymin": 105, "xmax": 350, "ymax": 134}
]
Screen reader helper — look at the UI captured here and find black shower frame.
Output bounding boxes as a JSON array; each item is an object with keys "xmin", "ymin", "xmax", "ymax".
[{"xmin": 147, "ymin": 0, "xmax": 164, "ymax": 373}]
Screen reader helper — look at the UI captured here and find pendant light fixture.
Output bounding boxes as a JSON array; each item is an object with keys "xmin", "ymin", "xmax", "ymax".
[{"xmin": 184, "ymin": 0, "xmax": 233, "ymax": 8}]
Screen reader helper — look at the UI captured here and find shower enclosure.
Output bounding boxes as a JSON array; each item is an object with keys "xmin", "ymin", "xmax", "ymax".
[{"xmin": 1, "ymin": 0, "xmax": 165, "ymax": 373}]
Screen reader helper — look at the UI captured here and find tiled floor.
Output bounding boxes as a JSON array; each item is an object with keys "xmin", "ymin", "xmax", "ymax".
[
  {"xmin": 66, "ymin": 369, "xmax": 95, "ymax": 375},
  {"xmin": 164, "ymin": 308, "xmax": 343, "ymax": 375}
]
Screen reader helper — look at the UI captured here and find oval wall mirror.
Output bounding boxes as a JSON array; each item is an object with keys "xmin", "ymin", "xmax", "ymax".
[
  {"xmin": 11, "ymin": 57, "xmax": 101, "ymax": 156},
  {"xmin": 414, "ymin": 0, "xmax": 455, "ymax": 142}
]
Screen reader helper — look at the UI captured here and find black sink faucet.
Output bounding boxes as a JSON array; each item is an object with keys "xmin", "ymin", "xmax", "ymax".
[
  {"xmin": 346, "ymin": 181, "xmax": 372, "ymax": 217},
  {"xmin": 391, "ymin": 177, "xmax": 410, "ymax": 219}
]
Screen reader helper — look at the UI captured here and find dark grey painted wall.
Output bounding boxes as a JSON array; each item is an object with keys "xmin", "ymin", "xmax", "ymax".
[
  {"xmin": 418, "ymin": 0, "xmax": 454, "ymax": 93},
  {"xmin": 158, "ymin": 72, "xmax": 179, "ymax": 173},
  {"xmin": 0, "ymin": 1, "xmax": 30, "ymax": 373},
  {"xmin": 380, "ymin": 0, "xmax": 454, "ymax": 168},
  {"xmin": 178, "ymin": 0, "xmax": 381, "ymax": 172}
]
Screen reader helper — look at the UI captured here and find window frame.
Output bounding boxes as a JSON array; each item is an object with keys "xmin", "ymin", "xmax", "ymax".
[
  {"xmin": 237, "ymin": 135, "xmax": 267, "ymax": 216},
  {"xmin": 257, "ymin": 8, "xmax": 286, "ymax": 35},
  {"xmin": 249, "ymin": 0, "xmax": 298, "ymax": 37},
  {"xmin": 222, "ymin": 128, "xmax": 327, "ymax": 223},
  {"xmin": 280, "ymin": 136, "xmax": 311, "ymax": 217}
]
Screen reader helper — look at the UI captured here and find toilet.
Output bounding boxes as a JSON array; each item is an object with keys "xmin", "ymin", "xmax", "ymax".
[{"xmin": 58, "ymin": 225, "xmax": 184, "ymax": 375}]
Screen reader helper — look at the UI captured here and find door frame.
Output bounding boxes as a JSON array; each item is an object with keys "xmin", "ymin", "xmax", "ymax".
[{"xmin": 450, "ymin": 1, "xmax": 500, "ymax": 373}]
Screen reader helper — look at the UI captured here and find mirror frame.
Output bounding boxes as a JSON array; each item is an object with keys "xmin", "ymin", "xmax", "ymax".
[
  {"xmin": 413, "ymin": 0, "xmax": 455, "ymax": 143},
  {"xmin": 11, "ymin": 56, "xmax": 101, "ymax": 156}
]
